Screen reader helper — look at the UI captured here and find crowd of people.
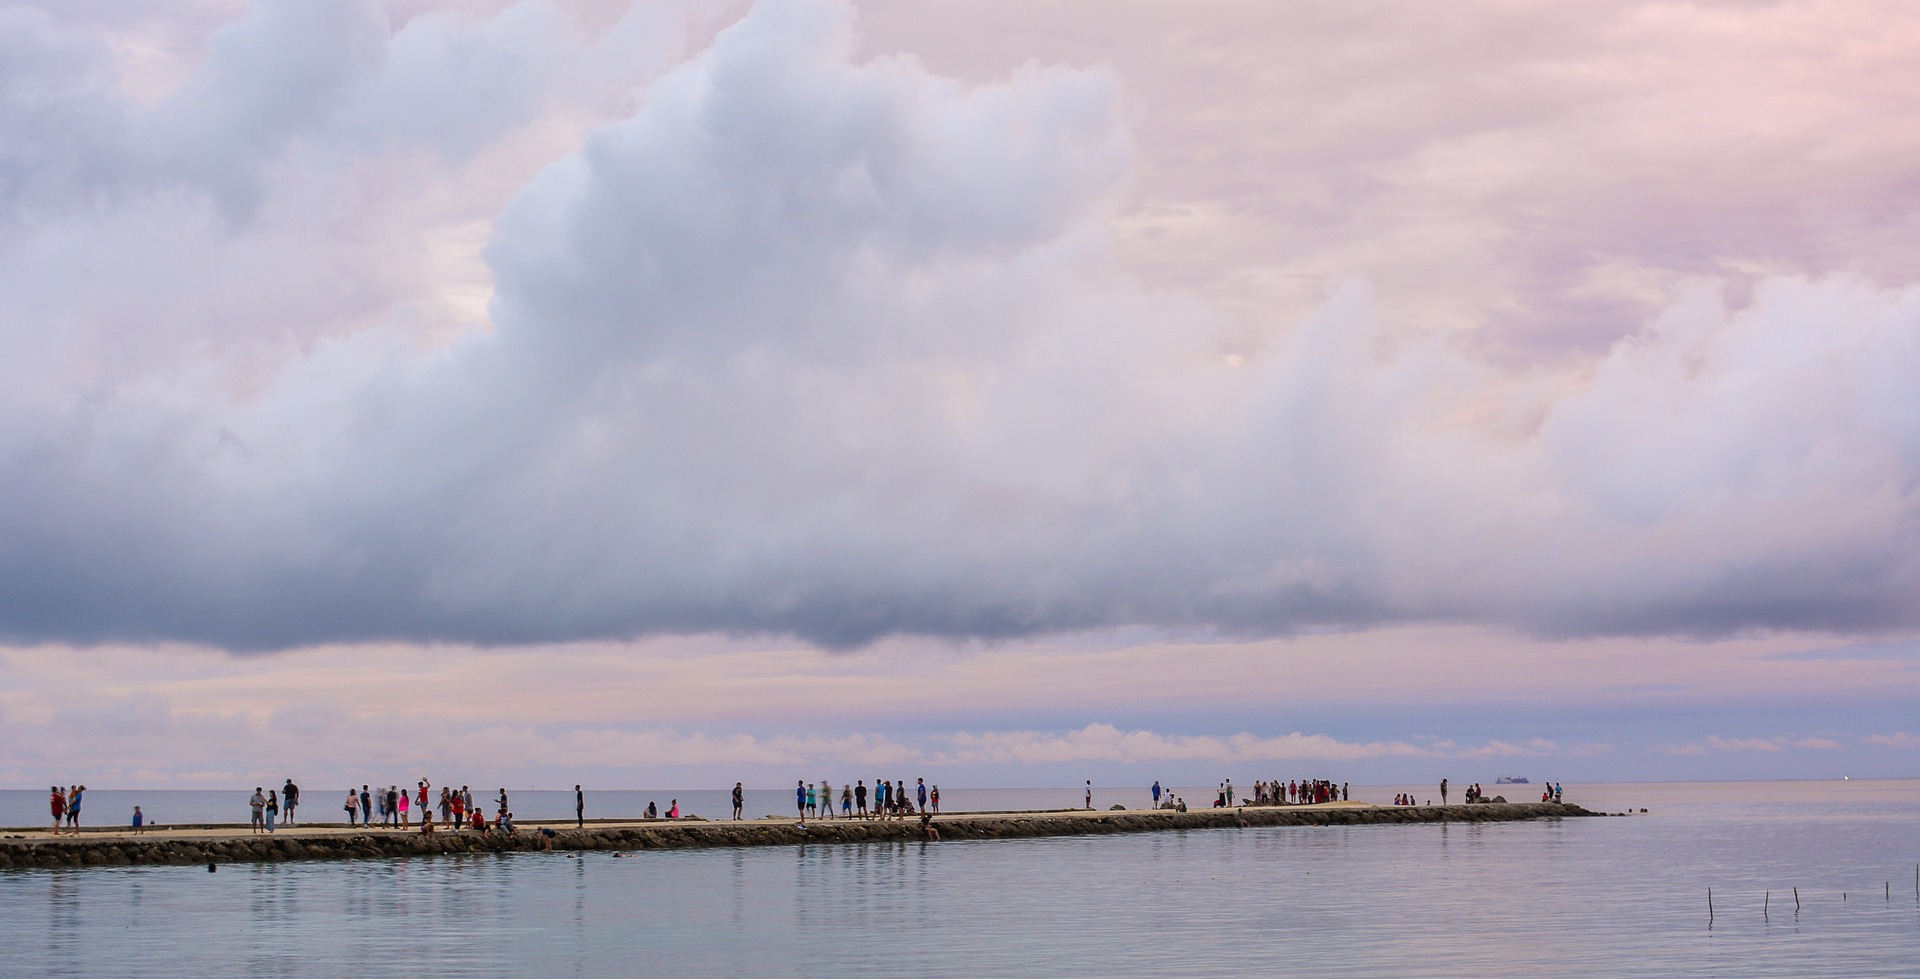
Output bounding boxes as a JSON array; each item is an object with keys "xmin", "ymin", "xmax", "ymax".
[
  {"xmin": 1246, "ymin": 779, "xmax": 1348, "ymax": 806},
  {"xmin": 779, "ymin": 777, "xmax": 940, "ymax": 823},
  {"xmin": 42, "ymin": 776, "xmax": 1569, "ymax": 836}
]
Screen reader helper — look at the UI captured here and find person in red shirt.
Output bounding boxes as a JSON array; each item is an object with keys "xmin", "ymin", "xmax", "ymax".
[
  {"xmin": 451, "ymin": 792, "xmax": 466, "ymax": 831},
  {"xmin": 50, "ymin": 787, "xmax": 66, "ymax": 835}
]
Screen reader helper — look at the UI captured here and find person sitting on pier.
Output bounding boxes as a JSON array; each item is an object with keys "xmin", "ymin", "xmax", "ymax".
[
  {"xmin": 421, "ymin": 810, "xmax": 435, "ymax": 835},
  {"xmin": 667, "ymin": 800, "xmax": 680, "ymax": 818},
  {"xmin": 920, "ymin": 812, "xmax": 940, "ymax": 841},
  {"xmin": 501, "ymin": 812, "xmax": 516, "ymax": 836}
]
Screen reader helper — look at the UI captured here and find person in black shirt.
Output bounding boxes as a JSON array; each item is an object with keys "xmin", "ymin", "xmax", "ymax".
[{"xmin": 575, "ymin": 784, "xmax": 585, "ymax": 828}]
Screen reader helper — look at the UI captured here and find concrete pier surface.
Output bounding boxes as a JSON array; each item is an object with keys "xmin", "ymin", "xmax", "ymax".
[{"xmin": 0, "ymin": 801, "xmax": 1600, "ymax": 870}]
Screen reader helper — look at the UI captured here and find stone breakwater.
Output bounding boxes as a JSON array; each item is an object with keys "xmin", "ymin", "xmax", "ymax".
[{"xmin": 0, "ymin": 802, "xmax": 1598, "ymax": 870}]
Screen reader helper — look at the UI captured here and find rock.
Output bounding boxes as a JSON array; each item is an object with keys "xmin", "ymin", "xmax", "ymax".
[{"xmin": 1108, "ymin": 804, "xmax": 1127, "ymax": 810}]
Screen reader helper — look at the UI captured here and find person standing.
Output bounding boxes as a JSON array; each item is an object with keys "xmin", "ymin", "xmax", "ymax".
[
  {"xmin": 1086, "ymin": 780, "xmax": 1093, "ymax": 810},
  {"xmin": 66, "ymin": 785, "xmax": 83, "ymax": 832},
  {"xmin": 916, "ymin": 778, "xmax": 928, "ymax": 814},
  {"xmin": 397, "ymin": 786, "xmax": 409, "ymax": 828},
  {"xmin": 1225, "ymin": 780, "xmax": 1234, "ymax": 807},
  {"xmin": 731, "ymin": 782, "xmax": 744, "ymax": 821},
  {"xmin": 796, "ymin": 780, "xmax": 808, "ymax": 822},
  {"xmin": 250, "ymin": 787, "xmax": 267, "ymax": 834},
  {"xmin": 930, "ymin": 785, "xmax": 940, "ymax": 814},
  {"xmin": 265, "ymin": 790, "xmax": 279, "ymax": 833},
  {"xmin": 841, "ymin": 784, "xmax": 852, "ymax": 817},
  {"xmin": 344, "ymin": 789, "xmax": 359, "ymax": 827},
  {"xmin": 576, "ymin": 784, "xmax": 585, "ymax": 828},
  {"xmin": 855, "ymin": 780, "xmax": 867, "ymax": 817},
  {"xmin": 132, "ymin": 806, "xmax": 145, "ymax": 834},
  {"xmin": 496, "ymin": 788, "xmax": 509, "ymax": 817},
  {"xmin": 1152, "ymin": 781, "xmax": 1162, "ymax": 808},
  {"xmin": 1440, "ymin": 778, "xmax": 1448, "ymax": 806},
  {"xmin": 50, "ymin": 786, "xmax": 66, "ymax": 835},
  {"xmin": 283, "ymin": 779, "xmax": 300, "ymax": 825}
]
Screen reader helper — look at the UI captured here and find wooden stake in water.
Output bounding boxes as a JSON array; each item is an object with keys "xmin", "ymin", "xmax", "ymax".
[
  {"xmin": 1794, "ymin": 886, "xmax": 1801, "ymax": 912},
  {"xmin": 1764, "ymin": 890, "xmax": 1769, "ymax": 919},
  {"xmin": 1708, "ymin": 887, "xmax": 1714, "ymax": 925}
]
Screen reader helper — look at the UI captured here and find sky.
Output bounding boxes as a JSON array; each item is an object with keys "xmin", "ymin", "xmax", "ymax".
[{"xmin": 3, "ymin": 0, "xmax": 1919, "ymax": 790}]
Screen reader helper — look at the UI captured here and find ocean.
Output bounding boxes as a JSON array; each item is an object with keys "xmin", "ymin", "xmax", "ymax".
[{"xmin": 3, "ymin": 779, "xmax": 1917, "ymax": 976}]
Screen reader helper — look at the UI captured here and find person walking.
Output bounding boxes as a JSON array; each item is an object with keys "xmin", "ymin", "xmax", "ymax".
[
  {"xmin": 731, "ymin": 782, "xmax": 744, "ymax": 821},
  {"xmin": 344, "ymin": 789, "xmax": 359, "ymax": 827},
  {"xmin": 576, "ymin": 784, "xmax": 585, "ymax": 828},
  {"xmin": 360, "ymin": 785, "xmax": 372, "ymax": 827}
]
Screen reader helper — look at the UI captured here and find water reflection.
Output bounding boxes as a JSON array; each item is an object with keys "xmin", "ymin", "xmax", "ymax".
[{"xmin": 4, "ymin": 796, "xmax": 1920, "ymax": 977}]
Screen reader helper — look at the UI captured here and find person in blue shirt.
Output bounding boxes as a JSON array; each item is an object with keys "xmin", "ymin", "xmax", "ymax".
[
  {"xmin": 1152, "ymin": 781, "xmax": 1162, "ymax": 807},
  {"xmin": 917, "ymin": 778, "xmax": 928, "ymax": 813},
  {"xmin": 796, "ymin": 780, "xmax": 807, "ymax": 822}
]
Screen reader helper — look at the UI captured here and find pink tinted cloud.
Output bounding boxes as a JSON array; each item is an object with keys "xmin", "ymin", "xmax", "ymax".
[{"xmin": 1, "ymin": 1, "xmax": 1919, "ymax": 658}]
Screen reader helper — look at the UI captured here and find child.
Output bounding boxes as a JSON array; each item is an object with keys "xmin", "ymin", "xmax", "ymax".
[
  {"xmin": 132, "ymin": 806, "xmax": 146, "ymax": 835},
  {"xmin": 420, "ymin": 810, "xmax": 435, "ymax": 836}
]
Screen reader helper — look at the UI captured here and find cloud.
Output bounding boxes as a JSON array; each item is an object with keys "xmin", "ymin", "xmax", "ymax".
[
  {"xmin": 1, "ymin": 0, "xmax": 1920, "ymax": 652},
  {"xmin": 1864, "ymin": 732, "xmax": 1920, "ymax": 749},
  {"xmin": 1669, "ymin": 734, "xmax": 1844, "ymax": 755},
  {"xmin": 934, "ymin": 724, "xmax": 1563, "ymax": 766}
]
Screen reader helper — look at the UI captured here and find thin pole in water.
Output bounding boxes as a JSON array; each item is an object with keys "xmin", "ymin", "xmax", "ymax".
[
  {"xmin": 1794, "ymin": 886, "xmax": 1801, "ymax": 912},
  {"xmin": 1708, "ymin": 887, "xmax": 1714, "ymax": 926},
  {"xmin": 1764, "ymin": 890, "xmax": 1769, "ymax": 919}
]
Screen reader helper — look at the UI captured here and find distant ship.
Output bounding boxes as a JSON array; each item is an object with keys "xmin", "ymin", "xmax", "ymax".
[{"xmin": 1494, "ymin": 776, "xmax": 1529, "ymax": 784}]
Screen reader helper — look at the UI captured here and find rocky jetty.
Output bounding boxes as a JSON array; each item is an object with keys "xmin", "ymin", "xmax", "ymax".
[{"xmin": 0, "ymin": 802, "xmax": 1598, "ymax": 870}]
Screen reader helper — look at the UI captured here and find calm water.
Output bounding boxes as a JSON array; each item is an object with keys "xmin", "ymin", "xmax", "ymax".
[{"xmin": 3, "ymin": 780, "xmax": 1917, "ymax": 976}]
